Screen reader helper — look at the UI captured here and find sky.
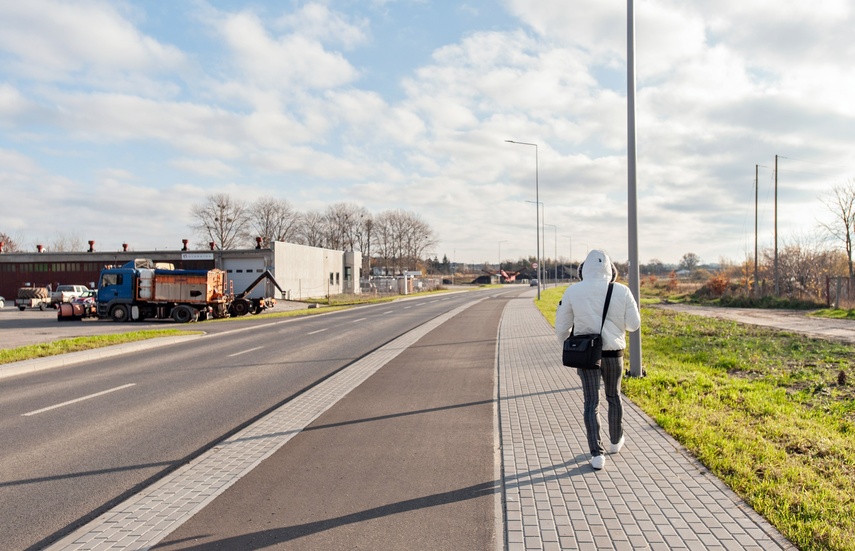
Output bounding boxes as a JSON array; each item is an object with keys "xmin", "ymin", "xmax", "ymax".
[{"xmin": 1, "ymin": 0, "xmax": 854, "ymax": 267}]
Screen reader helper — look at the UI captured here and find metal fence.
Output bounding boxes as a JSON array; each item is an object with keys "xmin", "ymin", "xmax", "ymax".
[{"xmin": 827, "ymin": 276, "xmax": 855, "ymax": 309}]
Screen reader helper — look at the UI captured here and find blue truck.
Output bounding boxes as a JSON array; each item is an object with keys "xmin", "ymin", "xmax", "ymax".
[
  {"xmin": 58, "ymin": 259, "xmax": 283, "ymax": 322},
  {"xmin": 95, "ymin": 259, "xmax": 230, "ymax": 323}
]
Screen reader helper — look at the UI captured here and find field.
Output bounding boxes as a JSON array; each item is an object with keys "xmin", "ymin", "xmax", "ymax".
[{"xmin": 539, "ymin": 285, "xmax": 855, "ymax": 551}]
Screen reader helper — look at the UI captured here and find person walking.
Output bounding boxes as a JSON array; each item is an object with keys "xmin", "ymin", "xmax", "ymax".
[{"xmin": 555, "ymin": 249, "xmax": 641, "ymax": 470}]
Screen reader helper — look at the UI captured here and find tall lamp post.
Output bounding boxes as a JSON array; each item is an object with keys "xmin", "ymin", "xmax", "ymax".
[
  {"xmin": 627, "ymin": 0, "xmax": 643, "ymax": 377},
  {"xmin": 506, "ymin": 139, "xmax": 540, "ymax": 300}
]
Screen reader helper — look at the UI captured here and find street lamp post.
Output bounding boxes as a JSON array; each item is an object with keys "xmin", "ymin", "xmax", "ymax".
[
  {"xmin": 506, "ymin": 140, "xmax": 540, "ymax": 300},
  {"xmin": 627, "ymin": 0, "xmax": 643, "ymax": 377}
]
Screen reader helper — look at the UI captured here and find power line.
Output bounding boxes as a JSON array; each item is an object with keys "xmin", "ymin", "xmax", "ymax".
[{"xmin": 780, "ymin": 156, "xmax": 854, "ymax": 173}]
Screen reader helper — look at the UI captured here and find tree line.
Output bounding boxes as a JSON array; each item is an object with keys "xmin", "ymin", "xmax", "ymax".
[{"xmin": 191, "ymin": 194, "xmax": 437, "ymax": 275}]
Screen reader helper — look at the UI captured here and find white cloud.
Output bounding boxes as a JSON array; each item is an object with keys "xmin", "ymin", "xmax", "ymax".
[
  {"xmin": 0, "ymin": 0, "xmax": 186, "ymax": 81},
  {"xmin": 219, "ymin": 11, "xmax": 360, "ymax": 90},
  {"xmin": 273, "ymin": 3, "xmax": 370, "ymax": 50}
]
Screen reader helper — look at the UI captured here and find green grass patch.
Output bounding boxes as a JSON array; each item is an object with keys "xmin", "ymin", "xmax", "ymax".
[
  {"xmin": 539, "ymin": 291, "xmax": 855, "ymax": 551},
  {"xmin": 812, "ymin": 308, "xmax": 855, "ymax": 320},
  {"xmin": 0, "ymin": 330, "xmax": 195, "ymax": 365}
]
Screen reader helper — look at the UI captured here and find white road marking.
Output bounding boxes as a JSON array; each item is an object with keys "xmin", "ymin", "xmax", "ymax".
[
  {"xmin": 22, "ymin": 384, "xmax": 137, "ymax": 417},
  {"xmin": 308, "ymin": 328, "xmax": 328, "ymax": 335},
  {"xmin": 352, "ymin": 318, "xmax": 367, "ymax": 323},
  {"xmin": 383, "ymin": 311, "xmax": 394, "ymax": 314},
  {"xmin": 228, "ymin": 346, "xmax": 264, "ymax": 357}
]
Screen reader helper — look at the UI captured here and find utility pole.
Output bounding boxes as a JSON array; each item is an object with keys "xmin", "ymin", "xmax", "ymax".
[
  {"xmin": 754, "ymin": 164, "xmax": 759, "ymax": 296},
  {"xmin": 774, "ymin": 154, "xmax": 779, "ymax": 295}
]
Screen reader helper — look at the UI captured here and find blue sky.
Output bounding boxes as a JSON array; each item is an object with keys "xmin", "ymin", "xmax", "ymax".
[{"xmin": 1, "ymin": 0, "xmax": 854, "ymax": 266}]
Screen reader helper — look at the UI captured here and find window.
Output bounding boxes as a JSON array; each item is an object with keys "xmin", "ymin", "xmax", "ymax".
[{"xmin": 101, "ymin": 274, "xmax": 123, "ymax": 287}]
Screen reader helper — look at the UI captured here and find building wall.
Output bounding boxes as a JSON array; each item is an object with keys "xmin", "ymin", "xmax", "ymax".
[
  {"xmin": 0, "ymin": 251, "xmax": 215, "ymax": 301},
  {"xmin": 0, "ymin": 243, "xmax": 359, "ymax": 303}
]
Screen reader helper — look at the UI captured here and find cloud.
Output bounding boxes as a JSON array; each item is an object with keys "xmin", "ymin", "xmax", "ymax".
[
  {"xmin": 0, "ymin": 0, "xmax": 186, "ymax": 81},
  {"xmin": 219, "ymin": 10, "xmax": 360, "ymax": 90}
]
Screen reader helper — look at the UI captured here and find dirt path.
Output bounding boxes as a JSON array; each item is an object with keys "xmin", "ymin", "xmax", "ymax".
[{"xmin": 656, "ymin": 304, "xmax": 855, "ymax": 344}]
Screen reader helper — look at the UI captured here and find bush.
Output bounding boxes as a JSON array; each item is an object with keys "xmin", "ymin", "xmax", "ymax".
[{"xmin": 717, "ymin": 294, "xmax": 824, "ymax": 309}]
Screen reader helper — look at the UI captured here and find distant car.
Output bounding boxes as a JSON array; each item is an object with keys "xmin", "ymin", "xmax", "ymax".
[
  {"xmin": 0, "ymin": 295, "xmax": 5, "ymax": 309},
  {"xmin": 71, "ymin": 289, "xmax": 97, "ymax": 303},
  {"xmin": 530, "ymin": 279, "xmax": 539, "ymax": 287}
]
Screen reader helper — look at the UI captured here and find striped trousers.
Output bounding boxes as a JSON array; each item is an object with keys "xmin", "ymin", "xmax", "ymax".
[{"xmin": 577, "ymin": 356, "xmax": 624, "ymax": 457}]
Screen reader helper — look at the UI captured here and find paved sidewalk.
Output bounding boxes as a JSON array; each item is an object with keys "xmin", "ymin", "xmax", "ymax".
[{"xmin": 498, "ymin": 291, "xmax": 796, "ymax": 550}]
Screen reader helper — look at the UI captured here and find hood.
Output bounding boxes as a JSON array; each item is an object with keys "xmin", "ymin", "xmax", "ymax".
[{"xmin": 579, "ymin": 249, "xmax": 615, "ymax": 282}]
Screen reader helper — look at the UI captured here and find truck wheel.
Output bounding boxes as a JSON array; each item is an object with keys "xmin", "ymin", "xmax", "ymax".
[
  {"xmin": 172, "ymin": 306, "xmax": 194, "ymax": 323},
  {"xmin": 230, "ymin": 299, "xmax": 250, "ymax": 317},
  {"xmin": 39, "ymin": 303, "xmax": 47, "ymax": 311},
  {"xmin": 18, "ymin": 306, "xmax": 26, "ymax": 311},
  {"xmin": 110, "ymin": 305, "xmax": 129, "ymax": 322}
]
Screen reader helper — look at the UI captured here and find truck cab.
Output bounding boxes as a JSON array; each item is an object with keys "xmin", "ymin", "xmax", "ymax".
[{"xmin": 96, "ymin": 266, "xmax": 136, "ymax": 321}]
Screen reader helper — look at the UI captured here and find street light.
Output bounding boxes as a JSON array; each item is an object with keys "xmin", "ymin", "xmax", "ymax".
[
  {"xmin": 506, "ymin": 139, "xmax": 540, "ymax": 300},
  {"xmin": 627, "ymin": 0, "xmax": 643, "ymax": 377}
]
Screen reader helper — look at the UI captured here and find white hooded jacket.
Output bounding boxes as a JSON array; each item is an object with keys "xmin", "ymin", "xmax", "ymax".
[{"xmin": 554, "ymin": 250, "xmax": 641, "ymax": 350}]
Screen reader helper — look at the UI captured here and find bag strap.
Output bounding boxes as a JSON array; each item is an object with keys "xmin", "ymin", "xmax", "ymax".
[{"xmin": 599, "ymin": 283, "xmax": 614, "ymax": 334}]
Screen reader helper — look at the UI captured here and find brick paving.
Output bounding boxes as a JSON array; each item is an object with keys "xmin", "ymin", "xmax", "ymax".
[{"xmin": 498, "ymin": 291, "xmax": 796, "ymax": 550}]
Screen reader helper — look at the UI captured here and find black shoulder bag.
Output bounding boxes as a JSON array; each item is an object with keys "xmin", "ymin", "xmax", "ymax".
[{"xmin": 562, "ymin": 283, "xmax": 614, "ymax": 369}]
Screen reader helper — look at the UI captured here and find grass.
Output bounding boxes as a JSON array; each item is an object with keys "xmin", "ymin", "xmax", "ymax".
[
  {"xmin": 812, "ymin": 309, "xmax": 855, "ymax": 320},
  {"xmin": 537, "ymin": 285, "xmax": 855, "ymax": 551},
  {"xmin": 0, "ymin": 330, "xmax": 196, "ymax": 365}
]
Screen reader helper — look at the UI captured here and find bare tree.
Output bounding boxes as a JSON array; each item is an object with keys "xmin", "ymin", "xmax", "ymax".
[
  {"xmin": 46, "ymin": 232, "xmax": 85, "ymax": 252},
  {"xmin": 372, "ymin": 210, "xmax": 397, "ymax": 275},
  {"xmin": 371, "ymin": 209, "xmax": 436, "ymax": 273},
  {"xmin": 678, "ymin": 252, "xmax": 701, "ymax": 272},
  {"xmin": 0, "ymin": 231, "xmax": 22, "ymax": 252},
  {"xmin": 760, "ymin": 231, "xmax": 843, "ymax": 298},
  {"xmin": 355, "ymin": 214, "xmax": 374, "ymax": 275},
  {"xmin": 248, "ymin": 197, "xmax": 300, "ymax": 247},
  {"xmin": 190, "ymin": 193, "xmax": 251, "ymax": 250},
  {"xmin": 819, "ymin": 180, "xmax": 855, "ymax": 278},
  {"xmin": 299, "ymin": 210, "xmax": 326, "ymax": 248}
]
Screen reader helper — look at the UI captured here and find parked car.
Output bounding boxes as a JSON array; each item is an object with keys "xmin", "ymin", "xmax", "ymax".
[
  {"xmin": 51, "ymin": 284, "xmax": 91, "ymax": 306},
  {"xmin": 71, "ymin": 289, "xmax": 97, "ymax": 303},
  {"xmin": 529, "ymin": 279, "xmax": 539, "ymax": 287},
  {"xmin": 0, "ymin": 295, "xmax": 5, "ymax": 309}
]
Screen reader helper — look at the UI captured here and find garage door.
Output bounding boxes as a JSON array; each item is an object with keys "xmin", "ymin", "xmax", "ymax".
[{"xmin": 223, "ymin": 257, "xmax": 268, "ymax": 299}]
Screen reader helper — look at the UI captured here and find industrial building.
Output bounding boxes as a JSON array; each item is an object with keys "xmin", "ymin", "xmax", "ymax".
[{"xmin": 0, "ymin": 239, "xmax": 361, "ymax": 305}]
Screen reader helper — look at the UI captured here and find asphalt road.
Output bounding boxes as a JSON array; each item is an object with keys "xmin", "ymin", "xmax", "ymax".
[
  {"xmin": 155, "ymin": 290, "xmax": 507, "ymax": 550},
  {"xmin": 0, "ymin": 301, "xmax": 310, "ymax": 351},
  {"xmin": 0, "ymin": 290, "xmax": 508, "ymax": 551}
]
